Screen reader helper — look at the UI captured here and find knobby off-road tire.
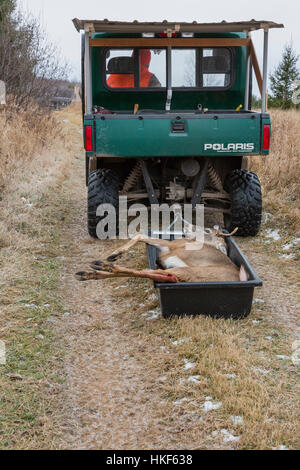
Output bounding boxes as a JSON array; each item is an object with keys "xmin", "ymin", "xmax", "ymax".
[
  {"xmin": 224, "ymin": 169, "xmax": 262, "ymax": 237},
  {"xmin": 88, "ymin": 169, "xmax": 119, "ymax": 238}
]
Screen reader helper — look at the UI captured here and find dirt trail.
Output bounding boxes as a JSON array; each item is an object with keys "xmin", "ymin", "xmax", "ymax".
[{"xmin": 57, "ymin": 122, "xmax": 299, "ymax": 450}]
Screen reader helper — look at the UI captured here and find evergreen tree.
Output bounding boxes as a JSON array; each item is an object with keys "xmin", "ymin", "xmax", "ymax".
[{"xmin": 269, "ymin": 43, "xmax": 300, "ymax": 109}]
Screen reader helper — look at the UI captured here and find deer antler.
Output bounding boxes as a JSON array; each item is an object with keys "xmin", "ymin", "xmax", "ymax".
[{"xmin": 216, "ymin": 227, "xmax": 239, "ymax": 238}]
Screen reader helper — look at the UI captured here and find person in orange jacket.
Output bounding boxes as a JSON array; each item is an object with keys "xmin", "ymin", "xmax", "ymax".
[{"xmin": 107, "ymin": 49, "xmax": 161, "ymax": 88}]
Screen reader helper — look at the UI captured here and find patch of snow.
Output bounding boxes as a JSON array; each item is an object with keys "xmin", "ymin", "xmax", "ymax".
[
  {"xmin": 252, "ymin": 320, "xmax": 261, "ymax": 324},
  {"xmin": 230, "ymin": 415, "xmax": 243, "ymax": 425},
  {"xmin": 254, "ymin": 367, "xmax": 270, "ymax": 375},
  {"xmin": 279, "ymin": 253, "xmax": 295, "ymax": 260},
  {"xmin": 226, "ymin": 373, "xmax": 236, "ymax": 379},
  {"xmin": 265, "ymin": 229, "xmax": 281, "ymax": 241},
  {"xmin": 26, "ymin": 318, "xmax": 33, "ymax": 322},
  {"xmin": 146, "ymin": 309, "xmax": 161, "ymax": 321},
  {"xmin": 265, "ymin": 336, "xmax": 273, "ymax": 341},
  {"xmin": 187, "ymin": 375, "xmax": 201, "ymax": 384},
  {"xmin": 114, "ymin": 285, "xmax": 127, "ymax": 290},
  {"xmin": 149, "ymin": 293, "xmax": 157, "ymax": 301},
  {"xmin": 203, "ymin": 400, "xmax": 222, "ymax": 412},
  {"xmin": 272, "ymin": 445, "xmax": 288, "ymax": 450},
  {"xmin": 172, "ymin": 338, "xmax": 187, "ymax": 346},
  {"xmin": 253, "ymin": 298, "xmax": 265, "ymax": 304},
  {"xmin": 263, "ymin": 212, "xmax": 272, "ymax": 223},
  {"xmin": 173, "ymin": 397, "xmax": 189, "ymax": 405},
  {"xmin": 282, "ymin": 243, "xmax": 293, "ymax": 251},
  {"xmin": 183, "ymin": 359, "xmax": 195, "ymax": 370},
  {"xmin": 25, "ymin": 304, "xmax": 37, "ymax": 309},
  {"xmin": 37, "ymin": 334, "xmax": 44, "ymax": 340},
  {"xmin": 157, "ymin": 376, "xmax": 167, "ymax": 382},
  {"xmin": 212, "ymin": 429, "xmax": 240, "ymax": 443},
  {"xmin": 276, "ymin": 355, "xmax": 288, "ymax": 360},
  {"xmin": 62, "ymin": 119, "xmax": 70, "ymax": 123}
]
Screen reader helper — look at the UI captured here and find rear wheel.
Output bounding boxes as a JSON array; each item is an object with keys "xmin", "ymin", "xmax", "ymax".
[
  {"xmin": 224, "ymin": 169, "xmax": 262, "ymax": 237},
  {"xmin": 88, "ymin": 169, "xmax": 119, "ymax": 238}
]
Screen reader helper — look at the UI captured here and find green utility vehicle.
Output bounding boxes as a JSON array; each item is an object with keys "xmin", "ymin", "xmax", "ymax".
[{"xmin": 73, "ymin": 19, "xmax": 283, "ymax": 237}]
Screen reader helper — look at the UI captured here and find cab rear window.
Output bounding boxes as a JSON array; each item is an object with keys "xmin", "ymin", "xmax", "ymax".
[
  {"xmin": 105, "ymin": 49, "xmax": 166, "ymax": 89},
  {"xmin": 104, "ymin": 47, "xmax": 233, "ymax": 90}
]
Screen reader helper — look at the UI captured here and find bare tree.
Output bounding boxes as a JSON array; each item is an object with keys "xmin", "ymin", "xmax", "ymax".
[{"xmin": 0, "ymin": 4, "xmax": 70, "ymax": 108}]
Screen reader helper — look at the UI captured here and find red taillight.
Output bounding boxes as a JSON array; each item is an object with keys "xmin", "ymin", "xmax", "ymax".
[
  {"xmin": 158, "ymin": 32, "xmax": 178, "ymax": 37},
  {"xmin": 85, "ymin": 125, "xmax": 93, "ymax": 152},
  {"xmin": 263, "ymin": 124, "xmax": 271, "ymax": 150}
]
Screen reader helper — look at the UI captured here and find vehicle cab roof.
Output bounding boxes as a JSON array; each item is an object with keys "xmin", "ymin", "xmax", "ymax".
[{"xmin": 73, "ymin": 19, "xmax": 284, "ymax": 34}]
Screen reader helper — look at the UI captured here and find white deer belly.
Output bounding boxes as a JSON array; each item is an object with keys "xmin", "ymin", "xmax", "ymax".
[{"xmin": 163, "ymin": 256, "xmax": 188, "ymax": 269}]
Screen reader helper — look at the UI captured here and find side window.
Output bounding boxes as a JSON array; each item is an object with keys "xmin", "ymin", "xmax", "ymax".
[
  {"xmin": 106, "ymin": 49, "xmax": 134, "ymax": 88},
  {"xmin": 201, "ymin": 48, "xmax": 232, "ymax": 88},
  {"xmin": 172, "ymin": 49, "xmax": 196, "ymax": 87}
]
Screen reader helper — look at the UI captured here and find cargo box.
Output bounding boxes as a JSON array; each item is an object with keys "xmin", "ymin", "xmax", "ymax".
[{"xmin": 146, "ymin": 234, "xmax": 262, "ymax": 319}]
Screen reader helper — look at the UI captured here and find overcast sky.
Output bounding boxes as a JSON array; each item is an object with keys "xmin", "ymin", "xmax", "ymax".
[{"xmin": 18, "ymin": 0, "xmax": 299, "ymax": 94}]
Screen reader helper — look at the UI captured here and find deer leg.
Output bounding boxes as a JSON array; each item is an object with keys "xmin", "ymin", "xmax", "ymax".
[
  {"xmin": 106, "ymin": 234, "xmax": 176, "ymax": 262},
  {"xmin": 76, "ymin": 264, "xmax": 178, "ymax": 283},
  {"xmin": 106, "ymin": 234, "xmax": 147, "ymax": 261},
  {"xmin": 76, "ymin": 270, "xmax": 129, "ymax": 281}
]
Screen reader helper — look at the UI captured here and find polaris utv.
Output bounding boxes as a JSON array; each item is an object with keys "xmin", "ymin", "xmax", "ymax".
[{"xmin": 73, "ymin": 18, "xmax": 283, "ymax": 237}]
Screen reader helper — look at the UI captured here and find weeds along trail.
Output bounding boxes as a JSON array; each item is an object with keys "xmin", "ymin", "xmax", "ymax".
[
  {"xmin": 250, "ymin": 109, "xmax": 300, "ymax": 231},
  {"xmin": 0, "ymin": 104, "xmax": 299, "ymax": 450},
  {"xmin": 0, "ymin": 103, "xmax": 83, "ymax": 449}
]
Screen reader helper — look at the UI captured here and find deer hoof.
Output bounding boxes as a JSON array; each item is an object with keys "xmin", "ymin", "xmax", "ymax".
[
  {"xmin": 90, "ymin": 263, "xmax": 104, "ymax": 272},
  {"xmin": 76, "ymin": 271, "xmax": 89, "ymax": 281},
  {"xmin": 107, "ymin": 252, "xmax": 122, "ymax": 262}
]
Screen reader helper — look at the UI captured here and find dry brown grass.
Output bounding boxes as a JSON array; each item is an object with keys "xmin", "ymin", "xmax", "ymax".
[
  {"xmin": 0, "ymin": 105, "xmax": 61, "ymax": 189},
  {"xmin": 250, "ymin": 109, "xmax": 300, "ymax": 231},
  {"xmin": 0, "ymin": 103, "xmax": 82, "ymax": 449}
]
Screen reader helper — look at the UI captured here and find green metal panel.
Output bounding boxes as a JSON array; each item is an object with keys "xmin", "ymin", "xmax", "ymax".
[
  {"xmin": 91, "ymin": 32, "xmax": 247, "ymax": 111},
  {"xmin": 94, "ymin": 114, "xmax": 261, "ymax": 157}
]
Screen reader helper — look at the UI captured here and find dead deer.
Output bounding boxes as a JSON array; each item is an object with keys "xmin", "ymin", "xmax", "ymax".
[{"xmin": 76, "ymin": 228, "xmax": 248, "ymax": 284}]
